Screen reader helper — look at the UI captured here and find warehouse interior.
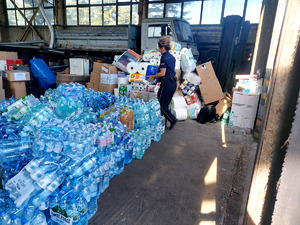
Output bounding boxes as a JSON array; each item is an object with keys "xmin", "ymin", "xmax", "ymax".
[{"xmin": 0, "ymin": 0, "xmax": 300, "ymax": 224}]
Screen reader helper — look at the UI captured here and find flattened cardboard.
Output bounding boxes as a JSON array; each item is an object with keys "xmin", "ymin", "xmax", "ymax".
[
  {"xmin": 196, "ymin": 61, "xmax": 217, "ymax": 83},
  {"xmin": 199, "ymin": 78, "xmax": 223, "ymax": 105},
  {"xmin": 215, "ymin": 94, "xmax": 232, "ymax": 116}
]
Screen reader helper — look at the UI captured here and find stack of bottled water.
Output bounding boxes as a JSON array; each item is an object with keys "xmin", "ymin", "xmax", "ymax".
[
  {"xmin": 2, "ymin": 94, "xmax": 40, "ymax": 121},
  {"xmin": 0, "ymin": 83, "xmax": 166, "ymax": 224}
]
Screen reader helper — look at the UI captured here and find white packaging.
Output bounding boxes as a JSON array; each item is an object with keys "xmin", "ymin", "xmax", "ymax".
[
  {"xmin": 232, "ymin": 91, "xmax": 247, "ymax": 104},
  {"xmin": 183, "ymin": 72, "xmax": 201, "ymax": 85},
  {"xmin": 118, "ymin": 76, "xmax": 129, "ymax": 88},
  {"xmin": 114, "ymin": 88, "xmax": 119, "ymax": 97},
  {"xmin": 173, "ymin": 108, "xmax": 188, "ymax": 120},
  {"xmin": 243, "ymin": 106, "xmax": 258, "ymax": 119},
  {"xmin": 241, "ymin": 118, "xmax": 255, "ymax": 129},
  {"xmin": 233, "ymin": 115, "xmax": 243, "ymax": 127},
  {"xmin": 137, "ymin": 62, "xmax": 151, "ymax": 75},
  {"xmin": 127, "ymin": 62, "xmax": 139, "ymax": 74},
  {"xmin": 245, "ymin": 93, "xmax": 260, "ymax": 107},
  {"xmin": 70, "ymin": 58, "xmax": 89, "ymax": 75},
  {"xmin": 231, "ymin": 103, "xmax": 245, "ymax": 117}
]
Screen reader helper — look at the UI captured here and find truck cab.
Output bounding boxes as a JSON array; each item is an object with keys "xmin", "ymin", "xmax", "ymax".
[{"xmin": 141, "ymin": 18, "xmax": 199, "ymax": 60}]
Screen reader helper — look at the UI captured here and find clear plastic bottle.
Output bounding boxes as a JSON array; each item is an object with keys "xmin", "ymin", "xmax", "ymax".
[
  {"xmin": 77, "ymin": 193, "xmax": 88, "ymax": 225},
  {"xmin": 228, "ymin": 111, "xmax": 235, "ymax": 128},
  {"xmin": 66, "ymin": 199, "xmax": 80, "ymax": 225},
  {"xmin": 8, "ymin": 213, "xmax": 22, "ymax": 225}
]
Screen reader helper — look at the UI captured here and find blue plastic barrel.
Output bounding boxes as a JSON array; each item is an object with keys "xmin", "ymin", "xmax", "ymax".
[{"xmin": 30, "ymin": 58, "xmax": 56, "ymax": 89}]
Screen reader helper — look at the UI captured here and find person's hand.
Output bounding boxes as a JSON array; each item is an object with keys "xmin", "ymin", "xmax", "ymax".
[{"xmin": 148, "ymin": 76, "xmax": 154, "ymax": 82}]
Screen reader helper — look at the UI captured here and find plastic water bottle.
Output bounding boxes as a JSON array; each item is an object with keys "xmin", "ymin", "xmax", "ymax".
[
  {"xmin": 102, "ymin": 163, "xmax": 110, "ymax": 191},
  {"xmin": 66, "ymin": 199, "xmax": 80, "ymax": 225},
  {"xmin": 21, "ymin": 217, "xmax": 29, "ymax": 225},
  {"xmin": 221, "ymin": 109, "xmax": 230, "ymax": 125},
  {"xmin": 30, "ymin": 173, "xmax": 65, "ymax": 208},
  {"xmin": 82, "ymin": 184, "xmax": 91, "ymax": 205},
  {"xmin": 88, "ymin": 177, "xmax": 98, "ymax": 219},
  {"xmin": 0, "ymin": 208, "xmax": 10, "ymax": 224},
  {"xmin": 30, "ymin": 209, "xmax": 47, "ymax": 225},
  {"xmin": 48, "ymin": 192, "xmax": 60, "ymax": 225},
  {"xmin": 8, "ymin": 213, "xmax": 22, "ymax": 224},
  {"xmin": 228, "ymin": 111, "xmax": 234, "ymax": 128},
  {"xmin": 21, "ymin": 205, "xmax": 34, "ymax": 221},
  {"xmin": 77, "ymin": 193, "xmax": 88, "ymax": 225}
]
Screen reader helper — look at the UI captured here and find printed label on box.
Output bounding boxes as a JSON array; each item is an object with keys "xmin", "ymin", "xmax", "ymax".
[
  {"xmin": 14, "ymin": 73, "xmax": 27, "ymax": 81},
  {"xmin": 102, "ymin": 66, "xmax": 108, "ymax": 73}
]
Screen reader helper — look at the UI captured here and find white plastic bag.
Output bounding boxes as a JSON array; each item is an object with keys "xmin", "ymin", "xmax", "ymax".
[
  {"xmin": 180, "ymin": 48, "xmax": 196, "ymax": 73},
  {"xmin": 183, "ymin": 72, "xmax": 201, "ymax": 85}
]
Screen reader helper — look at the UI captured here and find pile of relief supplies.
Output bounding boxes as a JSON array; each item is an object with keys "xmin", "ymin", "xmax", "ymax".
[{"xmin": 0, "ymin": 83, "xmax": 165, "ymax": 224}]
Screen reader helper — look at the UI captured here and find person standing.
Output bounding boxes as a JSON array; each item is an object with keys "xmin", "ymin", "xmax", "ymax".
[{"xmin": 148, "ymin": 36, "xmax": 178, "ymax": 129}]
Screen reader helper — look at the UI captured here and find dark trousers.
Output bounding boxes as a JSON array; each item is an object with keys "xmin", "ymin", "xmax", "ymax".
[{"xmin": 158, "ymin": 77, "xmax": 177, "ymax": 124}]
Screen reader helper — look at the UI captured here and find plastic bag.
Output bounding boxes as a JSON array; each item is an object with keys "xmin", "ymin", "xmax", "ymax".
[
  {"xmin": 30, "ymin": 58, "xmax": 56, "ymax": 89},
  {"xmin": 180, "ymin": 48, "xmax": 196, "ymax": 73},
  {"xmin": 183, "ymin": 72, "xmax": 201, "ymax": 85}
]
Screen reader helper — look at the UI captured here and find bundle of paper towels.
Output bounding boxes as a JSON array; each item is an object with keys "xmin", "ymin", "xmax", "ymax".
[
  {"xmin": 170, "ymin": 95, "xmax": 188, "ymax": 121},
  {"xmin": 127, "ymin": 62, "xmax": 151, "ymax": 74}
]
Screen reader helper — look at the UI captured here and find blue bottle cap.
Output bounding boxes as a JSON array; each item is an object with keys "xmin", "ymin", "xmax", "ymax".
[
  {"xmin": 21, "ymin": 217, "xmax": 28, "ymax": 225},
  {"xmin": 10, "ymin": 213, "xmax": 17, "ymax": 220}
]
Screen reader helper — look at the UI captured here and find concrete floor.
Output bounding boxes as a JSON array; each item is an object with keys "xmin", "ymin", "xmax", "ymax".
[{"xmin": 89, "ymin": 120, "xmax": 256, "ymax": 225}]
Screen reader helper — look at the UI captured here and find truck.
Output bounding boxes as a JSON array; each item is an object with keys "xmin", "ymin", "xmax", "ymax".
[{"xmin": 54, "ymin": 18, "xmax": 199, "ymax": 60}]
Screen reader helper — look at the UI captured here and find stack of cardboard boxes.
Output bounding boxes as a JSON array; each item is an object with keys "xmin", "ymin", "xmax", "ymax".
[
  {"xmin": 0, "ymin": 51, "xmax": 29, "ymax": 99},
  {"xmin": 0, "ymin": 51, "xmax": 23, "ymax": 71},
  {"xmin": 57, "ymin": 58, "xmax": 90, "ymax": 85},
  {"xmin": 231, "ymin": 91, "xmax": 260, "ymax": 128},
  {"xmin": 2, "ymin": 70, "xmax": 30, "ymax": 99},
  {"xmin": 88, "ymin": 62, "xmax": 119, "ymax": 94}
]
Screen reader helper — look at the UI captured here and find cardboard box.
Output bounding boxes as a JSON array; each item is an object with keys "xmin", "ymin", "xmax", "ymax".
[
  {"xmin": 231, "ymin": 103, "xmax": 245, "ymax": 116},
  {"xmin": 215, "ymin": 94, "xmax": 232, "ymax": 116},
  {"xmin": 69, "ymin": 58, "xmax": 89, "ymax": 75},
  {"xmin": 0, "ymin": 51, "xmax": 18, "ymax": 60},
  {"xmin": 98, "ymin": 84, "xmax": 118, "ymax": 94},
  {"xmin": 245, "ymin": 93, "xmax": 260, "ymax": 107},
  {"xmin": 233, "ymin": 115, "xmax": 243, "ymax": 127},
  {"xmin": 100, "ymin": 73, "xmax": 118, "ymax": 85},
  {"xmin": 232, "ymin": 91, "xmax": 247, "ymax": 104},
  {"xmin": 196, "ymin": 61, "xmax": 217, "ymax": 83},
  {"xmin": 199, "ymin": 78, "xmax": 223, "ymax": 105},
  {"xmin": 93, "ymin": 62, "xmax": 118, "ymax": 74},
  {"xmin": 3, "ymin": 79, "xmax": 26, "ymax": 99},
  {"xmin": 0, "ymin": 60, "xmax": 14, "ymax": 70},
  {"xmin": 0, "ymin": 89, "xmax": 5, "ymax": 101},
  {"xmin": 175, "ymin": 69, "xmax": 181, "ymax": 82},
  {"xmin": 241, "ymin": 118, "xmax": 255, "ymax": 129},
  {"xmin": 3, "ymin": 70, "xmax": 30, "ymax": 81},
  {"xmin": 243, "ymin": 106, "xmax": 257, "ymax": 119},
  {"xmin": 86, "ymin": 82, "xmax": 94, "ymax": 90},
  {"xmin": 90, "ymin": 72, "xmax": 100, "ymax": 84},
  {"xmin": 56, "ymin": 73, "xmax": 88, "ymax": 83}
]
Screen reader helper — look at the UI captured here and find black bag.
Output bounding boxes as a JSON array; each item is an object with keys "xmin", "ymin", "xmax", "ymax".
[{"xmin": 196, "ymin": 106, "xmax": 219, "ymax": 124}]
